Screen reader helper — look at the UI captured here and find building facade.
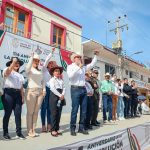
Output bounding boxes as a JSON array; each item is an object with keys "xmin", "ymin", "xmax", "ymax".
[
  {"xmin": 83, "ymin": 40, "xmax": 150, "ymax": 106},
  {"xmin": 0, "ymin": 0, "xmax": 82, "ymax": 54}
]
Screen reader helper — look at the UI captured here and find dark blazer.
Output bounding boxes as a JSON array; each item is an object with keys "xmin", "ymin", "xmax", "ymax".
[{"xmin": 123, "ymin": 83, "xmax": 132, "ymax": 97}]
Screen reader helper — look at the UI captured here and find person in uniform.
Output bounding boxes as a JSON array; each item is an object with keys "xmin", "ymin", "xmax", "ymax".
[{"xmin": 90, "ymin": 69, "xmax": 100, "ymax": 126}]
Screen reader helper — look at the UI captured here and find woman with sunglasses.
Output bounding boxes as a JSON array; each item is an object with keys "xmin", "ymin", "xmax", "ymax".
[
  {"xmin": 25, "ymin": 52, "xmax": 46, "ymax": 137},
  {"xmin": 2, "ymin": 57, "xmax": 25, "ymax": 140}
]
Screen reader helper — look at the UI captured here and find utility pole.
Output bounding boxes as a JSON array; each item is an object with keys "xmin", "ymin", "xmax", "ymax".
[{"xmin": 108, "ymin": 15, "xmax": 128, "ymax": 79}]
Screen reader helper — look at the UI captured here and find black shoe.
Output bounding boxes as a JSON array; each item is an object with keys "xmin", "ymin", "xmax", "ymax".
[
  {"xmin": 16, "ymin": 133, "xmax": 26, "ymax": 140},
  {"xmin": 3, "ymin": 133, "xmax": 11, "ymax": 140},
  {"xmin": 96, "ymin": 121, "xmax": 100, "ymax": 125},
  {"xmin": 70, "ymin": 130, "xmax": 76, "ymax": 136},
  {"xmin": 85, "ymin": 125, "xmax": 93, "ymax": 130},
  {"xmin": 88, "ymin": 125, "xmax": 93, "ymax": 130},
  {"xmin": 78, "ymin": 129, "xmax": 89, "ymax": 135},
  {"xmin": 91, "ymin": 123, "xmax": 100, "ymax": 127}
]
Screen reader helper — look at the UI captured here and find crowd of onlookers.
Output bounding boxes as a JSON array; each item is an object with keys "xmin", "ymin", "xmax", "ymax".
[{"xmin": 0, "ymin": 49, "xmax": 148, "ymax": 140}]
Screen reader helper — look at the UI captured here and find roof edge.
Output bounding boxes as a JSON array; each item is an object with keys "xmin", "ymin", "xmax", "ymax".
[{"xmin": 28, "ymin": 0, "xmax": 82, "ymax": 28}]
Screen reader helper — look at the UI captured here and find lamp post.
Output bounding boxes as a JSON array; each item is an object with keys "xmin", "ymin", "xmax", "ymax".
[
  {"xmin": 129, "ymin": 51, "xmax": 143, "ymax": 57},
  {"xmin": 118, "ymin": 51, "xmax": 143, "ymax": 79}
]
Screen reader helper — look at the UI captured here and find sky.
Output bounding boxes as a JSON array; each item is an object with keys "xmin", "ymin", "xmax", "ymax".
[{"xmin": 37, "ymin": 0, "xmax": 150, "ymax": 66}]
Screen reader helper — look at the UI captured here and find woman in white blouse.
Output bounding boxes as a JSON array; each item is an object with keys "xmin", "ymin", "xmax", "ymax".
[
  {"xmin": 25, "ymin": 53, "xmax": 46, "ymax": 137},
  {"xmin": 49, "ymin": 65, "xmax": 65, "ymax": 137},
  {"xmin": 2, "ymin": 57, "xmax": 25, "ymax": 140}
]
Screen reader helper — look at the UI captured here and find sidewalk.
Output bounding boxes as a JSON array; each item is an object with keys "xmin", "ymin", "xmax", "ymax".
[{"xmin": 0, "ymin": 113, "xmax": 150, "ymax": 150}]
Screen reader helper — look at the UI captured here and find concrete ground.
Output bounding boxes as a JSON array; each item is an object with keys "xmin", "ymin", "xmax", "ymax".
[{"xmin": 0, "ymin": 112, "xmax": 150, "ymax": 150}]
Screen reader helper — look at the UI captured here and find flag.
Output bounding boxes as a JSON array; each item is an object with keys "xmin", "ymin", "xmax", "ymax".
[
  {"xmin": 0, "ymin": 30, "xmax": 6, "ymax": 46},
  {"xmin": 59, "ymin": 49, "xmax": 72, "ymax": 71}
]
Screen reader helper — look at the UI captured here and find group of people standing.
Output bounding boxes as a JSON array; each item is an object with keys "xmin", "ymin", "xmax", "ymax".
[
  {"xmin": 101, "ymin": 74, "xmax": 139, "ymax": 123},
  {"xmin": 0, "ymin": 47, "xmax": 140, "ymax": 140},
  {"xmin": 0, "ymin": 48, "xmax": 66, "ymax": 139},
  {"xmin": 0, "ymin": 48, "xmax": 100, "ymax": 139}
]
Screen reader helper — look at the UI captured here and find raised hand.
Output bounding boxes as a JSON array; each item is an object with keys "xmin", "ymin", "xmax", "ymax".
[
  {"xmin": 79, "ymin": 63, "xmax": 83, "ymax": 68},
  {"xmin": 12, "ymin": 57, "xmax": 18, "ymax": 63},
  {"xmin": 94, "ymin": 49, "xmax": 99, "ymax": 55}
]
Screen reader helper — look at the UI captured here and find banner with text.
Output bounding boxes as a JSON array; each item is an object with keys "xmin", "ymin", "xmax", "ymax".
[{"xmin": 49, "ymin": 122, "xmax": 150, "ymax": 150}]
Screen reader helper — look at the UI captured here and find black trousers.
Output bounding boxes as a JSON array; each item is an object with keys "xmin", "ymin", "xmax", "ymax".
[
  {"xmin": 123, "ymin": 97, "xmax": 131, "ymax": 118},
  {"xmin": 2, "ymin": 88, "xmax": 22, "ymax": 134},
  {"xmin": 85, "ymin": 96, "xmax": 93, "ymax": 127},
  {"xmin": 91, "ymin": 93, "xmax": 99, "ymax": 124},
  {"xmin": 131, "ymin": 99, "xmax": 138, "ymax": 116},
  {"xmin": 49, "ymin": 89, "xmax": 63, "ymax": 132}
]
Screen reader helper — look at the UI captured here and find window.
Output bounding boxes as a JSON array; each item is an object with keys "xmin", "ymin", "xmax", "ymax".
[
  {"xmin": 52, "ymin": 26, "xmax": 65, "ymax": 48},
  {"xmin": 129, "ymin": 71, "xmax": 133, "ymax": 78},
  {"xmin": 5, "ymin": 7, "xmax": 14, "ymax": 33},
  {"xmin": 4, "ymin": 5, "xmax": 30, "ymax": 37},
  {"xmin": 141, "ymin": 75, "xmax": 143, "ymax": 81},
  {"xmin": 125, "ymin": 70, "xmax": 128, "ymax": 75},
  {"xmin": 51, "ymin": 21, "xmax": 66, "ymax": 49},
  {"xmin": 105, "ymin": 64, "xmax": 115, "ymax": 75}
]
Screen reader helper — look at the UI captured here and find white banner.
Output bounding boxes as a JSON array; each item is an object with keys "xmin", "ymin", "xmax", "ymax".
[
  {"xmin": 0, "ymin": 31, "xmax": 72, "ymax": 113},
  {"xmin": 128, "ymin": 122, "xmax": 150, "ymax": 150},
  {"xmin": 0, "ymin": 32, "xmax": 61, "ymax": 74},
  {"xmin": 50, "ymin": 122, "xmax": 150, "ymax": 150}
]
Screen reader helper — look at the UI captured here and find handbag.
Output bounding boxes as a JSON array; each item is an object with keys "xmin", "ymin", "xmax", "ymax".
[{"xmin": 54, "ymin": 79, "xmax": 66, "ymax": 107}]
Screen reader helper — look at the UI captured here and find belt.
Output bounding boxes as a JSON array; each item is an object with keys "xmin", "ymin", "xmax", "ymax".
[
  {"xmin": 5, "ymin": 88, "xmax": 21, "ymax": 92},
  {"xmin": 103, "ymin": 93, "xmax": 109, "ymax": 95},
  {"xmin": 71, "ymin": 85, "xmax": 85, "ymax": 89}
]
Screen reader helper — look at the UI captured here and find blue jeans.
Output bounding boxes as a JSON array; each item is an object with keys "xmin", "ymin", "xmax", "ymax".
[
  {"xmin": 41, "ymin": 86, "xmax": 51, "ymax": 126},
  {"xmin": 70, "ymin": 87, "xmax": 87, "ymax": 131},
  {"xmin": 102, "ymin": 94, "xmax": 112, "ymax": 121},
  {"xmin": 117, "ymin": 96, "xmax": 124, "ymax": 118}
]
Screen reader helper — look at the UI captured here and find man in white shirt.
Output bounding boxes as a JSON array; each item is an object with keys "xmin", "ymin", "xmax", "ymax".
[{"xmin": 67, "ymin": 50, "xmax": 99, "ymax": 136}]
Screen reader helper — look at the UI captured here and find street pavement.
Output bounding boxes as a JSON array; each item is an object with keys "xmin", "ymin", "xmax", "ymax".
[{"xmin": 0, "ymin": 112, "xmax": 150, "ymax": 150}]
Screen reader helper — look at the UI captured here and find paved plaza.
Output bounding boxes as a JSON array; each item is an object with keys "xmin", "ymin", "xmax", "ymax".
[{"xmin": 0, "ymin": 113, "xmax": 150, "ymax": 150}]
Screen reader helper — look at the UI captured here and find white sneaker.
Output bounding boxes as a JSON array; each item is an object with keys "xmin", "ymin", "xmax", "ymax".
[
  {"xmin": 118, "ymin": 117, "xmax": 122, "ymax": 121},
  {"xmin": 16, "ymin": 133, "xmax": 26, "ymax": 140},
  {"xmin": 34, "ymin": 133, "xmax": 39, "ymax": 137},
  {"xmin": 109, "ymin": 120, "xmax": 114, "ymax": 123},
  {"xmin": 121, "ymin": 117, "xmax": 125, "ymax": 120},
  {"xmin": 104, "ymin": 120, "xmax": 108, "ymax": 123}
]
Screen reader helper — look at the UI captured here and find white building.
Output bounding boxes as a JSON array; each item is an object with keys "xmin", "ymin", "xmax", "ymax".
[
  {"xmin": 0, "ymin": 0, "xmax": 82, "ymax": 54},
  {"xmin": 83, "ymin": 40, "xmax": 150, "ymax": 106}
]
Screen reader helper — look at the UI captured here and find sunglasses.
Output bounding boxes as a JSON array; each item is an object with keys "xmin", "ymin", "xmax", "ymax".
[{"xmin": 93, "ymin": 72, "xmax": 98, "ymax": 74}]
